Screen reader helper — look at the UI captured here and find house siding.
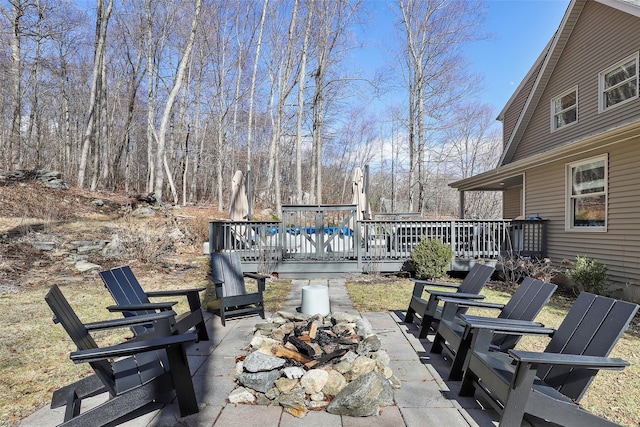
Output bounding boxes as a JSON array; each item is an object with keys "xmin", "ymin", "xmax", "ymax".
[
  {"xmin": 524, "ymin": 140, "xmax": 640, "ymax": 301},
  {"xmin": 511, "ymin": 1, "xmax": 640, "ymax": 162},
  {"xmin": 502, "ymin": 65, "xmax": 541, "ymax": 150},
  {"xmin": 503, "ymin": 186, "xmax": 522, "ymax": 219}
]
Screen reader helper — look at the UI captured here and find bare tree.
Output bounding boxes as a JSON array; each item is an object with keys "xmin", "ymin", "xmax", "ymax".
[
  {"xmin": 395, "ymin": 0, "xmax": 485, "ymax": 213},
  {"xmin": 77, "ymin": 0, "xmax": 113, "ymax": 188},
  {"xmin": 153, "ymin": 0, "xmax": 203, "ymax": 203}
]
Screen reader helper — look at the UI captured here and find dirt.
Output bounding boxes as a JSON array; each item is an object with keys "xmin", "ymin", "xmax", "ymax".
[{"xmin": 0, "ymin": 180, "xmax": 226, "ymax": 293}]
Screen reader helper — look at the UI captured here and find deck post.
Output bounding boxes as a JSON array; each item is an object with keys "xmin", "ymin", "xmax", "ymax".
[{"xmin": 459, "ymin": 191, "xmax": 465, "ymax": 219}]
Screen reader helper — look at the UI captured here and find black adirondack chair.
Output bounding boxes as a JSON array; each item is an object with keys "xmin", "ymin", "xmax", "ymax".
[
  {"xmin": 459, "ymin": 292, "xmax": 639, "ymax": 427},
  {"xmin": 404, "ymin": 263, "xmax": 495, "ymax": 338},
  {"xmin": 431, "ymin": 276, "xmax": 557, "ymax": 380},
  {"xmin": 100, "ymin": 266, "xmax": 209, "ymax": 341},
  {"xmin": 207, "ymin": 251, "xmax": 269, "ymax": 326},
  {"xmin": 45, "ymin": 285, "xmax": 199, "ymax": 427}
]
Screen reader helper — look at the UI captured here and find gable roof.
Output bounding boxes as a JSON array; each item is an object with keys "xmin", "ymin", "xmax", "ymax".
[{"xmin": 497, "ymin": 0, "xmax": 640, "ymax": 167}]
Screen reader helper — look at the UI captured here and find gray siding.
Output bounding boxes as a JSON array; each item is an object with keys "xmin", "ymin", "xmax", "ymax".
[
  {"xmin": 511, "ymin": 1, "xmax": 640, "ymax": 162},
  {"xmin": 503, "ymin": 186, "xmax": 522, "ymax": 219},
  {"xmin": 525, "ymin": 139, "xmax": 640, "ymax": 301}
]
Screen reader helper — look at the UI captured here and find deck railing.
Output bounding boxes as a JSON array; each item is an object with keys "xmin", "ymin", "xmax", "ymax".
[{"xmin": 209, "ymin": 208, "xmax": 548, "ymax": 273}]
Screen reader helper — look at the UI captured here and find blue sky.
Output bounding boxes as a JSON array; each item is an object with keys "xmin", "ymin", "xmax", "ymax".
[
  {"xmin": 358, "ymin": 0, "xmax": 570, "ymax": 115},
  {"xmin": 467, "ymin": 0, "xmax": 570, "ymax": 111}
]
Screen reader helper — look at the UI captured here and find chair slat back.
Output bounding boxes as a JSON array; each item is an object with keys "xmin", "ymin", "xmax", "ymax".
[
  {"xmin": 492, "ymin": 278, "xmax": 557, "ymax": 349},
  {"xmin": 539, "ymin": 292, "xmax": 639, "ymax": 401},
  {"xmin": 458, "ymin": 264, "xmax": 495, "ymax": 295},
  {"xmin": 100, "ymin": 266, "xmax": 156, "ymax": 317},
  {"xmin": 210, "ymin": 252, "xmax": 247, "ymax": 297},
  {"xmin": 45, "ymin": 285, "xmax": 116, "ymax": 394}
]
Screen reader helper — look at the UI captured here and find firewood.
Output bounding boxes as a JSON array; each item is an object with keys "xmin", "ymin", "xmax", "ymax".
[
  {"xmin": 304, "ymin": 349, "xmax": 348, "ymax": 369},
  {"xmin": 309, "ymin": 322, "xmax": 318, "ymax": 340},
  {"xmin": 272, "ymin": 345, "xmax": 311, "ymax": 364},
  {"xmin": 288, "ymin": 335, "xmax": 316, "ymax": 357}
]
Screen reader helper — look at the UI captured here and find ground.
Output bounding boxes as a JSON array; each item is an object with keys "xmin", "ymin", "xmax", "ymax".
[{"xmin": 0, "ymin": 180, "xmax": 225, "ymax": 293}]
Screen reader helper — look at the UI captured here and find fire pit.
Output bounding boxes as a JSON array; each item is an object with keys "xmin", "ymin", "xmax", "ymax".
[{"xmin": 227, "ymin": 310, "xmax": 401, "ymax": 418}]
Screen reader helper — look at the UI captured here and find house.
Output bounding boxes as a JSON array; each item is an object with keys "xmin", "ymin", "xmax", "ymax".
[{"xmin": 449, "ymin": 0, "xmax": 640, "ymax": 300}]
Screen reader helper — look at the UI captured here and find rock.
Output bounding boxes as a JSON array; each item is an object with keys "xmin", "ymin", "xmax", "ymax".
[
  {"xmin": 346, "ymin": 355, "xmax": 377, "ymax": 381},
  {"xmin": 357, "ymin": 335, "xmax": 381, "ymax": 355},
  {"xmin": 332, "ymin": 312, "xmax": 357, "ymax": 324},
  {"xmin": 274, "ymin": 377, "xmax": 298, "ymax": 393},
  {"xmin": 33, "ymin": 242, "xmax": 55, "ymax": 251},
  {"xmin": 102, "ymin": 235, "xmax": 126, "ymax": 258},
  {"xmin": 243, "ymin": 351, "xmax": 286, "ymax": 373},
  {"xmin": 228, "ymin": 387, "xmax": 256, "ymax": 404},
  {"xmin": 92, "ymin": 199, "xmax": 104, "ymax": 206},
  {"xmin": 76, "ymin": 243, "xmax": 105, "ymax": 254},
  {"xmin": 322, "ymin": 370, "xmax": 347, "ymax": 396},
  {"xmin": 75, "ymin": 260, "xmax": 101, "ymax": 273},
  {"xmin": 355, "ymin": 318, "xmax": 374, "ymax": 338},
  {"xmin": 276, "ymin": 310, "xmax": 297, "ymax": 320},
  {"xmin": 283, "ymin": 366, "xmax": 305, "ymax": 380},
  {"xmin": 300, "ymin": 369, "xmax": 329, "ymax": 394},
  {"xmin": 370, "ymin": 350, "xmax": 390, "ymax": 367},
  {"xmin": 277, "ymin": 389, "xmax": 307, "ymax": 418},
  {"xmin": 326, "ymin": 372, "xmax": 393, "ymax": 417},
  {"xmin": 237, "ymin": 370, "xmax": 281, "ymax": 393},
  {"xmin": 249, "ymin": 335, "xmax": 280, "ymax": 352},
  {"xmin": 131, "ymin": 207, "xmax": 155, "ymax": 218}
]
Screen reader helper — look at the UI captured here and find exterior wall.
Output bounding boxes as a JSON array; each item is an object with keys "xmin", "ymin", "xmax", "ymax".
[
  {"xmin": 503, "ymin": 186, "xmax": 522, "ymax": 219},
  {"xmin": 502, "ymin": 64, "xmax": 541, "ymax": 150},
  {"xmin": 524, "ymin": 139, "xmax": 640, "ymax": 301},
  {"xmin": 511, "ymin": 1, "xmax": 640, "ymax": 162}
]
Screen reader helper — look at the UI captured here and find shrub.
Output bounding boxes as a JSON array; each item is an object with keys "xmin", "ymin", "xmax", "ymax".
[
  {"xmin": 410, "ymin": 239, "xmax": 454, "ymax": 280},
  {"xmin": 567, "ymin": 256, "xmax": 608, "ymax": 295}
]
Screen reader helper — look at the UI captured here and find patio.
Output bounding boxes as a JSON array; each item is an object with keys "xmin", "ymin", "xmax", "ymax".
[{"xmin": 20, "ymin": 279, "xmax": 549, "ymax": 427}]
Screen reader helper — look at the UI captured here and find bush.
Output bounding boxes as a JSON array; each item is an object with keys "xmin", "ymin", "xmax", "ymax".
[
  {"xmin": 410, "ymin": 239, "xmax": 454, "ymax": 280},
  {"xmin": 567, "ymin": 256, "xmax": 608, "ymax": 295}
]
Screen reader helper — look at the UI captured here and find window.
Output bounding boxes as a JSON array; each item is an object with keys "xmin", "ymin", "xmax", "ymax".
[
  {"xmin": 599, "ymin": 53, "xmax": 638, "ymax": 111},
  {"xmin": 552, "ymin": 87, "xmax": 577, "ymax": 131},
  {"xmin": 566, "ymin": 156, "xmax": 607, "ymax": 231}
]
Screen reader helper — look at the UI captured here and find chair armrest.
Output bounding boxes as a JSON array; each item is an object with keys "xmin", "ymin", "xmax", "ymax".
[
  {"xmin": 411, "ymin": 278, "xmax": 460, "ymax": 290},
  {"xmin": 459, "ymin": 315, "xmax": 555, "ymax": 336},
  {"xmin": 509, "ymin": 350, "xmax": 630, "ymax": 370},
  {"xmin": 428, "ymin": 289, "xmax": 485, "ymax": 300},
  {"xmin": 206, "ymin": 275, "xmax": 224, "ymax": 285},
  {"xmin": 84, "ymin": 311, "xmax": 177, "ymax": 332},
  {"xmin": 146, "ymin": 288, "xmax": 205, "ymax": 297},
  {"xmin": 106, "ymin": 302, "xmax": 177, "ymax": 312},
  {"xmin": 461, "ymin": 314, "xmax": 544, "ymax": 327},
  {"xmin": 244, "ymin": 273, "xmax": 268, "ymax": 292},
  {"xmin": 439, "ymin": 297, "xmax": 504, "ymax": 310},
  {"xmin": 244, "ymin": 272, "xmax": 269, "ymax": 280},
  {"xmin": 70, "ymin": 333, "xmax": 197, "ymax": 363}
]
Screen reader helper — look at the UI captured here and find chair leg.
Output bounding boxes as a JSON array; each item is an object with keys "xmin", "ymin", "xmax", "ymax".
[
  {"xmin": 405, "ymin": 306, "xmax": 415, "ymax": 323},
  {"xmin": 431, "ymin": 332, "xmax": 444, "ymax": 354},
  {"xmin": 418, "ymin": 314, "xmax": 434, "ymax": 339}
]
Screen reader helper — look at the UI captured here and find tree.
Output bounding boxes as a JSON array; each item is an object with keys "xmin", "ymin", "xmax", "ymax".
[
  {"xmin": 153, "ymin": 0, "xmax": 203, "ymax": 203},
  {"xmin": 395, "ymin": 0, "xmax": 485, "ymax": 214}
]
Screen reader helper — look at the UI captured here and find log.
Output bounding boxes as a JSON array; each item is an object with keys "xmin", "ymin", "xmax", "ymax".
[
  {"xmin": 272, "ymin": 345, "xmax": 311, "ymax": 364},
  {"xmin": 309, "ymin": 322, "xmax": 318, "ymax": 340},
  {"xmin": 287, "ymin": 335, "xmax": 316, "ymax": 357},
  {"xmin": 304, "ymin": 349, "xmax": 348, "ymax": 369}
]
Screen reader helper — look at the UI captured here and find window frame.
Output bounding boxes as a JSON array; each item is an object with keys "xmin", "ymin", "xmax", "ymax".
[
  {"xmin": 598, "ymin": 52, "xmax": 639, "ymax": 113},
  {"xmin": 551, "ymin": 86, "xmax": 578, "ymax": 132},
  {"xmin": 565, "ymin": 154, "xmax": 608, "ymax": 232}
]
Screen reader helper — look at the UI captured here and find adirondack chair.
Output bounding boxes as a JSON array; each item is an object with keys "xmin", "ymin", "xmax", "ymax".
[
  {"xmin": 404, "ymin": 263, "xmax": 495, "ymax": 338},
  {"xmin": 431, "ymin": 277, "xmax": 557, "ymax": 380},
  {"xmin": 458, "ymin": 292, "xmax": 639, "ymax": 427},
  {"xmin": 44, "ymin": 285, "xmax": 199, "ymax": 427},
  {"xmin": 100, "ymin": 266, "xmax": 209, "ymax": 341},
  {"xmin": 207, "ymin": 251, "xmax": 269, "ymax": 326}
]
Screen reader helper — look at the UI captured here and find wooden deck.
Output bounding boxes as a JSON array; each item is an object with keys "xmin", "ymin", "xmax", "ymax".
[{"xmin": 208, "ymin": 205, "xmax": 548, "ymax": 278}]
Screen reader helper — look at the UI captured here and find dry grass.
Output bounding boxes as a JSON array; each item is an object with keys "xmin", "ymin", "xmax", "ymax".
[
  {"xmin": 0, "ymin": 261, "xmax": 291, "ymax": 427},
  {"xmin": 346, "ymin": 278, "xmax": 640, "ymax": 427}
]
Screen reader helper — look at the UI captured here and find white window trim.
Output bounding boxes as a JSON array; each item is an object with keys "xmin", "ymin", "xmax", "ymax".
[
  {"xmin": 598, "ymin": 52, "xmax": 639, "ymax": 113},
  {"xmin": 565, "ymin": 154, "xmax": 608, "ymax": 232},
  {"xmin": 551, "ymin": 86, "xmax": 578, "ymax": 132}
]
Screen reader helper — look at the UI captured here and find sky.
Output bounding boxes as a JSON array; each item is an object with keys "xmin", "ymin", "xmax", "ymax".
[{"xmin": 358, "ymin": 0, "xmax": 571, "ymax": 115}]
